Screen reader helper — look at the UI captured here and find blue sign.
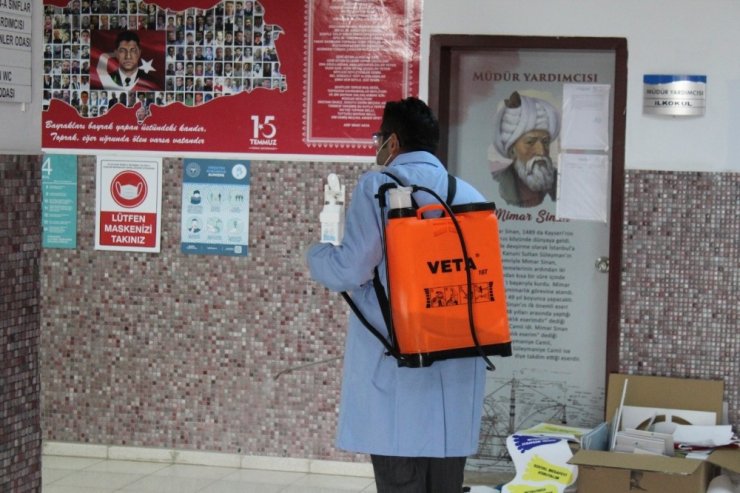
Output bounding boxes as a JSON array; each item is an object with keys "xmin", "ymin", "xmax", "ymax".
[
  {"xmin": 41, "ymin": 154, "xmax": 78, "ymax": 249},
  {"xmin": 181, "ymin": 159, "xmax": 250, "ymax": 256}
]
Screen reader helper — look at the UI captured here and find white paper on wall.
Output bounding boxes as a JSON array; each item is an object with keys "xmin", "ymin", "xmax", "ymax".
[
  {"xmin": 561, "ymin": 84, "xmax": 611, "ymax": 151},
  {"xmin": 556, "ymin": 153, "xmax": 609, "ymax": 222}
]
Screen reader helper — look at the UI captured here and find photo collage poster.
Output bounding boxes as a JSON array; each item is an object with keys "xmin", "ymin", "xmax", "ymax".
[{"xmin": 41, "ymin": 0, "xmax": 421, "ymax": 158}]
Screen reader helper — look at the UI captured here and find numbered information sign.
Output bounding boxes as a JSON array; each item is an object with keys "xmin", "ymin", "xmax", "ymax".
[
  {"xmin": 41, "ymin": 154, "xmax": 78, "ymax": 249},
  {"xmin": 95, "ymin": 156, "xmax": 163, "ymax": 252}
]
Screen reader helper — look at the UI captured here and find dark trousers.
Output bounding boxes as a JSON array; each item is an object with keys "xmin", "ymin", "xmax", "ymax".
[{"xmin": 370, "ymin": 454, "xmax": 467, "ymax": 493}]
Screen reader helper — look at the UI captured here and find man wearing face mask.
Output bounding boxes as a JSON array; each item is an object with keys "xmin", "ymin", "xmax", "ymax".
[
  {"xmin": 491, "ymin": 91, "xmax": 560, "ymax": 208},
  {"xmin": 306, "ymin": 97, "xmax": 488, "ymax": 493}
]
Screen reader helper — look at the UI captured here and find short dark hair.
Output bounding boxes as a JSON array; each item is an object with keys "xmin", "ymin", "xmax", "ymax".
[
  {"xmin": 380, "ymin": 97, "xmax": 439, "ymax": 154},
  {"xmin": 115, "ymin": 30, "xmax": 140, "ymax": 48}
]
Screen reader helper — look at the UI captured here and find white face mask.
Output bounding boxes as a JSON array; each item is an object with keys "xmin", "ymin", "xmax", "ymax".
[{"xmin": 375, "ymin": 135, "xmax": 392, "ymax": 167}]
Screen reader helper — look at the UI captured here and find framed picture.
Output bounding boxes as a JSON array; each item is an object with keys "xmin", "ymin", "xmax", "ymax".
[{"xmin": 429, "ymin": 35, "xmax": 627, "ymax": 471}]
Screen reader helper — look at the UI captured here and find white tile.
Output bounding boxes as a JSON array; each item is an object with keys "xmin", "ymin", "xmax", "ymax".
[
  {"xmin": 118, "ymin": 474, "xmax": 218, "ymax": 493},
  {"xmin": 151, "ymin": 463, "xmax": 235, "ymax": 480},
  {"xmin": 309, "ymin": 459, "xmax": 374, "ymax": 478},
  {"xmin": 43, "ymin": 441, "xmax": 108, "ymax": 459},
  {"xmin": 84, "ymin": 459, "xmax": 170, "ymax": 475},
  {"xmin": 109, "ymin": 445, "xmax": 175, "ymax": 463},
  {"xmin": 41, "ymin": 468, "xmax": 76, "ymax": 485},
  {"xmin": 220, "ymin": 468, "xmax": 306, "ymax": 485},
  {"xmin": 281, "ymin": 487, "xmax": 368, "ymax": 493},
  {"xmin": 361, "ymin": 482, "xmax": 378, "ymax": 492},
  {"xmin": 199, "ymin": 480, "xmax": 285, "ymax": 493},
  {"xmin": 52, "ymin": 470, "xmax": 142, "ymax": 490},
  {"xmin": 42, "ymin": 484, "xmax": 114, "ymax": 493},
  {"xmin": 290, "ymin": 473, "xmax": 377, "ymax": 490},
  {"xmin": 41, "ymin": 456, "xmax": 105, "ymax": 470},
  {"xmin": 241, "ymin": 454, "xmax": 310, "ymax": 473},
  {"xmin": 175, "ymin": 449, "xmax": 242, "ymax": 468}
]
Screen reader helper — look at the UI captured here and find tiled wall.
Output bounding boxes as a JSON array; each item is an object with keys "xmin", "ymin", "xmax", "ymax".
[
  {"xmin": 29, "ymin": 162, "xmax": 740, "ymax": 463},
  {"xmin": 1, "ymin": 158, "xmax": 42, "ymax": 492},
  {"xmin": 620, "ymin": 170, "xmax": 740, "ymax": 428},
  {"xmin": 40, "ymin": 158, "xmax": 369, "ymax": 461}
]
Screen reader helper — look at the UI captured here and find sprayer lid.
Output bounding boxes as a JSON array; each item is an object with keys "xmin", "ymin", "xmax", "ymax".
[{"xmin": 387, "ymin": 201, "xmax": 496, "ymax": 219}]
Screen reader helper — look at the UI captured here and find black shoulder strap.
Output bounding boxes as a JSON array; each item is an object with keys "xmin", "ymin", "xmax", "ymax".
[
  {"xmin": 381, "ymin": 170, "xmax": 403, "ymax": 185},
  {"xmin": 447, "ymin": 173, "xmax": 457, "ymax": 205},
  {"xmin": 372, "ymin": 266, "xmax": 393, "ymax": 345},
  {"xmin": 341, "ymin": 291, "xmax": 402, "ymax": 360}
]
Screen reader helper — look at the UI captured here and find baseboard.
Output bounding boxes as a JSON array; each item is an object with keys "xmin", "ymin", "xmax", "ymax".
[{"xmin": 42, "ymin": 441, "xmax": 374, "ymax": 478}]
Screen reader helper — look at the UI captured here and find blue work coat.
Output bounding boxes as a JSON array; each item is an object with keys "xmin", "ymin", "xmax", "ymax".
[{"xmin": 307, "ymin": 151, "xmax": 487, "ymax": 458}]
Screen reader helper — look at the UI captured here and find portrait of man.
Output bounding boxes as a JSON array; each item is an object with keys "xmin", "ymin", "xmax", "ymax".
[
  {"xmin": 110, "ymin": 31, "xmax": 147, "ymax": 88},
  {"xmin": 491, "ymin": 91, "xmax": 561, "ymax": 208},
  {"xmin": 90, "ymin": 29, "xmax": 165, "ymax": 92}
]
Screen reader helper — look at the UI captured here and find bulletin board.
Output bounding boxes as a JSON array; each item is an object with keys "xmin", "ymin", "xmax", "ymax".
[{"xmin": 428, "ymin": 35, "xmax": 627, "ymax": 471}]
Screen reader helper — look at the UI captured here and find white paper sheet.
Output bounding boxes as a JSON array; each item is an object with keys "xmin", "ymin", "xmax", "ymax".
[
  {"xmin": 556, "ymin": 153, "xmax": 609, "ymax": 222},
  {"xmin": 673, "ymin": 424, "xmax": 735, "ymax": 447},
  {"xmin": 561, "ymin": 84, "xmax": 611, "ymax": 151}
]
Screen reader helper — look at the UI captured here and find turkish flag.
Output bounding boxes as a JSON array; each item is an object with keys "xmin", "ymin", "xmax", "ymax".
[{"xmin": 89, "ymin": 30, "xmax": 166, "ymax": 91}]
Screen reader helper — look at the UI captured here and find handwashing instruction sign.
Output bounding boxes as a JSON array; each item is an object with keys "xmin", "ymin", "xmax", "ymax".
[
  {"xmin": 95, "ymin": 157, "xmax": 162, "ymax": 252},
  {"xmin": 180, "ymin": 159, "xmax": 250, "ymax": 257}
]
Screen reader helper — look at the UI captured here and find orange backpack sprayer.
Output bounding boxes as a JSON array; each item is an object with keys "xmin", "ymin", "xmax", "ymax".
[{"xmin": 342, "ymin": 173, "xmax": 512, "ymax": 369}]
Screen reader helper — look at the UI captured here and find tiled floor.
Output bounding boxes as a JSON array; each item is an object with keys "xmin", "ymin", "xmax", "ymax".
[{"xmin": 42, "ymin": 455, "xmax": 379, "ymax": 493}]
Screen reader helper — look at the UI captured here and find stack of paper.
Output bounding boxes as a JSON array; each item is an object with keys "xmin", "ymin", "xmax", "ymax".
[
  {"xmin": 613, "ymin": 428, "xmax": 674, "ymax": 456},
  {"xmin": 516, "ymin": 423, "xmax": 593, "ymax": 443}
]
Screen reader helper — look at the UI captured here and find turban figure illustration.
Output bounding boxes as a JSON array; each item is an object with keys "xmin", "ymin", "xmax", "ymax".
[
  {"xmin": 489, "ymin": 91, "xmax": 562, "ymax": 208},
  {"xmin": 492, "ymin": 91, "xmax": 560, "ymax": 157}
]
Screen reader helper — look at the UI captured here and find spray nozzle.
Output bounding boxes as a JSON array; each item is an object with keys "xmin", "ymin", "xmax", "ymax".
[
  {"xmin": 327, "ymin": 173, "xmax": 340, "ymax": 192},
  {"xmin": 324, "ymin": 173, "xmax": 345, "ymax": 205}
]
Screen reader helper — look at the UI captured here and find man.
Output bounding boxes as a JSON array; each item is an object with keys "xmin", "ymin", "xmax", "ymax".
[
  {"xmin": 110, "ymin": 31, "xmax": 141, "ymax": 87},
  {"xmin": 223, "ymin": 0, "xmax": 235, "ymax": 30},
  {"xmin": 223, "ymin": 62, "xmax": 234, "ymax": 77},
  {"xmin": 306, "ymin": 98, "xmax": 488, "ymax": 492},
  {"xmin": 105, "ymin": 90, "xmax": 117, "ymax": 108},
  {"xmin": 108, "ymin": 30, "xmax": 157, "ymax": 91},
  {"xmin": 491, "ymin": 91, "xmax": 560, "ymax": 208},
  {"xmin": 70, "ymin": 90, "xmax": 81, "ymax": 109}
]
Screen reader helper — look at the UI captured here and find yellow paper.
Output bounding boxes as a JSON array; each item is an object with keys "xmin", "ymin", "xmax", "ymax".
[{"xmin": 522, "ymin": 454, "xmax": 574, "ymax": 484}]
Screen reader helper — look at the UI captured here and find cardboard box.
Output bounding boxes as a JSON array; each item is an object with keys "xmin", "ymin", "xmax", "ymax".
[
  {"xmin": 570, "ymin": 374, "xmax": 740, "ymax": 493},
  {"xmin": 573, "ymin": 449, "xmax": 711, "ymax": 493}
]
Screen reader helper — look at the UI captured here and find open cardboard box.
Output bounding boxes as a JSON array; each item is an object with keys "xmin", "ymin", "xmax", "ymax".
[{"xmin": 570, "ymin": 374, "xmax": 740, "ymax": 493}]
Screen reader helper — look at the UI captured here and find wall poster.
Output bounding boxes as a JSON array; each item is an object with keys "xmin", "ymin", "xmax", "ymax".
[
  {"xmin": 95, "ymin": 156, "xmax": 163, "ymax": 252},
  {"xmin": 181, "ymin": 158, "xmax": 250, "ymax": 256},
  {"xmin": 41, "ymin": 0, "xmax": 421, "ymax": 159},
  {"xmin": 41, "ymin": 154, "xmax": 78, "ymax": 249},
  {"xmin": 429, "ymin": 36, "xmax": 627, "ymax": 473}
]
